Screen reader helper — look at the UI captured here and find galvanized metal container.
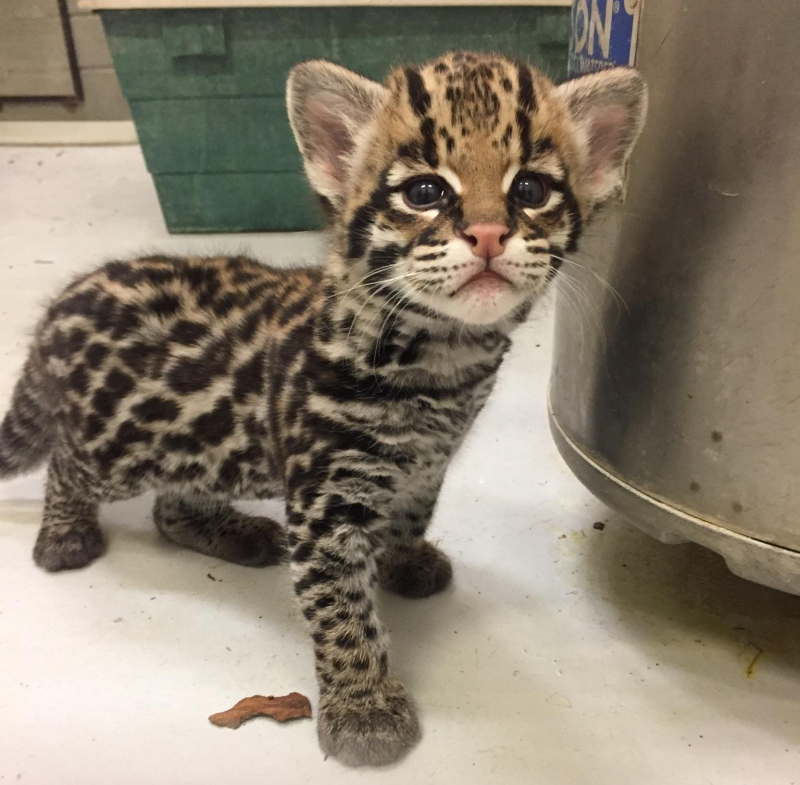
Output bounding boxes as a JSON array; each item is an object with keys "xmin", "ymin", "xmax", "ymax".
[{"xmin": 549, "ymin": 0, "xmax": 800, "ymax": 594}]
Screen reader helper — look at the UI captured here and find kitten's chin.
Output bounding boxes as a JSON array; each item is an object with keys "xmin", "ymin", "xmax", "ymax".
[{"xmin": 413, "ymin": 282, "xmax": 531, "ymax": 326}]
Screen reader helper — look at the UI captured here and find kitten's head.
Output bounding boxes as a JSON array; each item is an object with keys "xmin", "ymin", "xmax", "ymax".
[{"xmin": 288, "ymin": 52, "xmax": 647, "ymax": 327}]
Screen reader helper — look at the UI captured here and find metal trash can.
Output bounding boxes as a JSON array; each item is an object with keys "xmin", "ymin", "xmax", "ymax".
[{"xmin": 549, "ymin": 0, "xmax": 800, "ymax": 594}]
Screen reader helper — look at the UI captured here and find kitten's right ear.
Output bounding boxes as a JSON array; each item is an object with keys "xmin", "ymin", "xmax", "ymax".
[{"xmin": 287, "ymin": 61, "xmax": 387, "ymax": 205}]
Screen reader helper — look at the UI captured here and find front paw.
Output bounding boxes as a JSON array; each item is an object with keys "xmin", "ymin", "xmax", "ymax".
[
  {"xmin": 33, "ymin": 523, "xmax": 106, "ymax": 572},
  {"xmin": 317, "ymin": 681, "xmax": 421, "ymax": 767},
  {"xmin": 379, "ymin": 541, "xmax": 453, "ymax": 598}
]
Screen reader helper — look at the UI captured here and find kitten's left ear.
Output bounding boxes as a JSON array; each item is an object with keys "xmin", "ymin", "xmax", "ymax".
[
  {"xmin": 557, "ymin": 67, "xmax": 648, "ymax": 204},
  {"xmin": 287, "ymin": 60, "xmax": 387, "ymax": 205}
]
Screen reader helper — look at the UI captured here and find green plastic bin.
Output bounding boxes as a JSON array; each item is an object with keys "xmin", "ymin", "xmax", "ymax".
[{"xmin": 98, "ymin": 4, "xmax": 571, "ymax": 233}]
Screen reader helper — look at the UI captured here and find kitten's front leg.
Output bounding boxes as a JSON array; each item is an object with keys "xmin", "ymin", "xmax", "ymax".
[{"xmin": 287, "ymin": 487, "xmax": 420, "ymax": 767}]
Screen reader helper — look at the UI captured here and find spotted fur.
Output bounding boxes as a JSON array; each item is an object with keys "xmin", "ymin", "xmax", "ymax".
[{"xmin": 1, "ymin": 53, "xmax": 646, "ymax": 766}]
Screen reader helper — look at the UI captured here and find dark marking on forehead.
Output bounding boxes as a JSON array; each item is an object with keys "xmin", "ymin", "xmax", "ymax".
[
  {"xmin": 516, "ymin": 63, "xmax": 537, "ymax": 113},
  {"xmin": 419, "ymin": 117, "xmax": 439, "ymax": 167},
  {"xmin": 397, "ymin": 141, "xmax": 423, "ymax": 161},
  {"xmin": 516, "ymin": 109, "xmax": 533, "ymax": 163},
  {"xmin": 437, "ymin": 126, "xmax": 456, "ymax": 153},
  {"xmin": 404, "ymin": 68, "xmax": 431, "ymax": 117},
  {"xmin": 501, "ymin": 77, "xmax": 513, "ymax": 93},
  {"xmin": 433, "ymin": 62, "xmax": 449, "ymax": 74},
  {"xmin": 439, "ymin": 58, "xmax": 507, "ymax": 132}
]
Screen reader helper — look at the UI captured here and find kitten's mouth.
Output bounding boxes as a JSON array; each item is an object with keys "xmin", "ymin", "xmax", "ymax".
[{"xmin": 451, "ymin": 269, "xmax": 512, "ymax": 297}]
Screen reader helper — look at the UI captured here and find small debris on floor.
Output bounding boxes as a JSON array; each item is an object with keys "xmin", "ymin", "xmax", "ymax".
[
  {"xmin": 745, "ymin": 644, "xmax": 765, "ymax": 678},
  {"xmin": 34, "ymin": 260, "xmax": 55, "ymax": 265},
  {"xmin": 209, "ymin": 693, "xmax": 312, "ymax": 729},
  {"xmin": 207, "ymin": 573, "xmax": 217, "ymax": 581},
  {"xmin": 545, "ymin": 693, "xmax": 572, "ymax": 709},
  {"xmin": 593, "ymin": 522, "xmax": 606, "ymax": 531}
]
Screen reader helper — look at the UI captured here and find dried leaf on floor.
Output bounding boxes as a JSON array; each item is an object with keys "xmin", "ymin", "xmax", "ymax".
[{"xmin": 209, "ymin": 693, "xmax": 312, "ymax": 729}]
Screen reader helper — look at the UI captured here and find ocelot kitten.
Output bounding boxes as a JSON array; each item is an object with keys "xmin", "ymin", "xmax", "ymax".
[{"xmin": 0, "ymin": 52, "xmax": 646, "ymax": 766}]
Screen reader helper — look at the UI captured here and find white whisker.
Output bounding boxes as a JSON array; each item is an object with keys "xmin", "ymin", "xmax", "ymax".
[{"xmin": 550, "ymin": 253, "xmax": 629, "ymax": 315}]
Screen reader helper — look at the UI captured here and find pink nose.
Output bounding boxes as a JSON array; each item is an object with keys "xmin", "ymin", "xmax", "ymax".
[{"xmin": 459, "ymin": 223, "xmax": 511, "ymax": 260}]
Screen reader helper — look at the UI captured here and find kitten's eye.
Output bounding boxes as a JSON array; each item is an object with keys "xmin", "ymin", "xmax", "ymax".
[
  {"xmin": 403, "ymin": 178, "xmax": 447, "ymax": 209},
  {"xmin": 512, "ymin": 173, "xmax": 549, "ymax": 208}
]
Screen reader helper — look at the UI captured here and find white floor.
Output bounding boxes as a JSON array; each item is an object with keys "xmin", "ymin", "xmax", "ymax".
[{"xmin": 1, "ymin": 146, "xmax": 799, "ymax": 785}]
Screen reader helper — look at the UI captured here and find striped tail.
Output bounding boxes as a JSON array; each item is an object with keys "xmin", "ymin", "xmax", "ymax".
[{"xmin": 0, "ymin": 357, "xmax": 54, "ymax": 478}]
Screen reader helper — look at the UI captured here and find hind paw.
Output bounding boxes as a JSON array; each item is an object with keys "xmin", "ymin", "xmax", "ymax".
[
  {"xmin": 210, "ymin": 518, "xmax": 287, "ymax": 567},
  {"xmin": 379, "ymin": 541, "xmax": 452, "ymax": 599},
  {"xmin": 154, "ymin": 496, "xmax": 287, "ymax": 567}
]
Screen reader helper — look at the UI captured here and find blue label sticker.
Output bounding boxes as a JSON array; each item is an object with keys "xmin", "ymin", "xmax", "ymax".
[{"xmin": 568, "ymin": 0, "xmax": 641, "ymax": 77}]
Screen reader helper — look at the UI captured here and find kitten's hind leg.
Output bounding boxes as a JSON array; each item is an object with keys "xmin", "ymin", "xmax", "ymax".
[
  {"xmin": 380, "ymin": 538, "xmax": 452, "ymax": 599},
  {"xmin": 379, "ymin": 496, "xmax": 452, "ymax": 598},
  {"xmin": 153, "ymin": 495, "xmax": 286, "ymax": 566},
  {"xmin": 34, "ymin": 460, "xmax": 105, "ymax": 572}
]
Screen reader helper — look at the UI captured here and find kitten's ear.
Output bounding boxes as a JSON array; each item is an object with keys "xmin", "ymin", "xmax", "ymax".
[
  {"xmin": 557, "ymin": 67, "xmax": 648, "ymax": 204},
  {"xmin": 287, "ymin": 60, "xmax": 387, "ymax": 204}
]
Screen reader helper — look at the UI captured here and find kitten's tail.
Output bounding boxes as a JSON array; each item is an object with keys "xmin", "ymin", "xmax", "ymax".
[{"xmin": 0, "ymin": 356, "xmax": 54, "ymax": 478}]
